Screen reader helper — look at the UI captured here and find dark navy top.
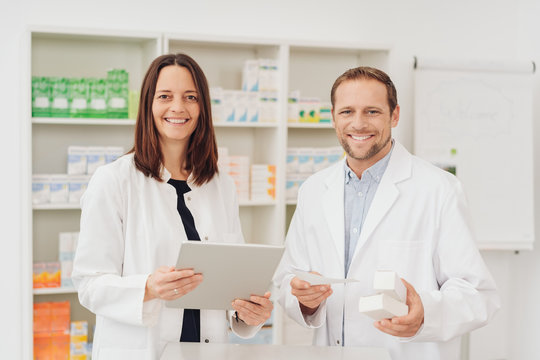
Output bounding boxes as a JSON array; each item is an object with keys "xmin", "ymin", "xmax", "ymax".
[{"xmin": 167, "ymin": 178, "xmax": 200, "ymax": 343}]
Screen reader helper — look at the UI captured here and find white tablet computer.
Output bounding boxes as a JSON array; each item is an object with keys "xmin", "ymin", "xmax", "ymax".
[{"xmin": 166, "ymin": 241, "xmax": 285, "ymax": 310}]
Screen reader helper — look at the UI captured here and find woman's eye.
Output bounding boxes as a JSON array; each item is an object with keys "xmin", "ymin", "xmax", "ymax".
[
  {"xmin": 157, "ymin": 94, "xmax": 169, "ymax": 100},
  {"xmin": 186, "ymin": 95, "xmax": 198, "ymax": 102}
]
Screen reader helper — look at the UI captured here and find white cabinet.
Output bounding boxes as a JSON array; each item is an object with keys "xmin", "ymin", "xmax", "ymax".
[{"xmin": 23, "ymin": 27, "xmax": 390, "ymax": 355}]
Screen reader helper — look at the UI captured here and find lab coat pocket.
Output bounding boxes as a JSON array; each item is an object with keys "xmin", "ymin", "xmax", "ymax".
[{"xmin": 378, "ymin": 240, "xmax": 426, "ymax": 284}]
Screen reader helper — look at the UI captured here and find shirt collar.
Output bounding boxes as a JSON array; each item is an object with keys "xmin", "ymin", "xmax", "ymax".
[{"xmin": 344, "ymin": 139, "xmax": 394, "ymax": 184}]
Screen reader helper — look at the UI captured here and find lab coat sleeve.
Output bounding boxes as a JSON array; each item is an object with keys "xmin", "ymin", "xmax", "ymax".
[
  {"xmin": 273, "ymin": 186, "xmax": 327, "ymax": 329},
  {"xmin": 228, "ymin": 311, "xmax": 264, "ymax": 338},
  {"xmin": 72, "ymin": 165, "xmax": 160, "ymax": 327},
  {"xmin": 410, "ymin": 181, "xmax": 500, "ymax": 342}
]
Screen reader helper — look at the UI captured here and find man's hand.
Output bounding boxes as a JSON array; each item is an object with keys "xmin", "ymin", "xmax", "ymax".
[
  {"xmin": 144, "ymin": 266, "xmax": 203, "ymax": 302},
  {"xmin": 374, "ymin": 278, "xmax": 424, "ymax": 337},
  {"xmin": 290, "ymin": 273, "xmax": 333, "ymax": 315},
  {"xmin": 232, "ymin": 292, "xmax": 273, "ymax": 326}
]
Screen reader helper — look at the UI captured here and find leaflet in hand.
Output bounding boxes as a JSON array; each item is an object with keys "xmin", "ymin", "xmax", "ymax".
[{"xmin": 292, "ymin": 269, "xmax": 359, "ymax": 285}]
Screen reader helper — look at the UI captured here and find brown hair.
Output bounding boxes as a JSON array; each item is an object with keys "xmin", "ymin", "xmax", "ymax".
[
  {"xmin": 330, "ymin": 67, "xmax": 398, "ymax": 113},
  {"xmin": 130, "ymin": 53, "xmax": 218, "ymax": 186}
]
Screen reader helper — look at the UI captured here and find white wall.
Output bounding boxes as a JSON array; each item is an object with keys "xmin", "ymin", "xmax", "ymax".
[{"xmin": 1, "ymin": 0, "xmax": 537, "ymax": 358}]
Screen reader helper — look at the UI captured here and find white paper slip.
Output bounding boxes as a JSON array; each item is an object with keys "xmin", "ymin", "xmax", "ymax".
[{"xmin": 292, "ymin": 269, "xmax": 359, "ymax": 285}]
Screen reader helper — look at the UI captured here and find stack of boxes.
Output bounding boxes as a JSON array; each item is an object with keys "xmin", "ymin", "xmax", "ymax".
[
  {"xmin": 33, "ymin": 232, "xmax": 79, "ymax": 290},
  {"xmin": 358, "ymin": 271, "xmax": 409, "ymax": 320},
  {"xmin": 287, "ymin": 90, "xmax": 332, "ymax": 123},
  {"xmin": 286, "ymin": 146, "xmax": 344, "ymax": 200},
  {"xmin": 32, "ymin": 146, "xmax": 124, "ymax": 206},
  {"xmin": 211, "ymin": 58, "xmax": 280, "ymax": 124},
  {"xmin": 59, "ymin": 232, "xmax": 79, "ymax": 289},
  {"xmin": 32, "ymin": 69, "xmax": 130, "ymax": 119},
  {"xmin": 33, "ymin": 301, "xmax": 70, "ymax": 359},
  {"xmin": 218, "ymin": 147, "xmax": 276, "ymax": 202},
  {"xmin": 250, "ymin": 165, "xmax": 276, "ymax": 202},
  {"xmin": 70, "ymin": 321, "xmax": 89, "ymax": 360}
]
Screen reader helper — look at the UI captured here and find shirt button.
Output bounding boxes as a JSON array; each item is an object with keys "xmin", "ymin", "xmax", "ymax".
[
  {"xmin": 204, "ymin": 339, "xmax": 209, "ymax": 343},
  {"xmin": 357, "ymin": 192, "xmax": 363, "ymax": 197},
  {"xmin": 353, "ymin": 228, "xmax": 358, "ymax": 234},
  {"xmin": 336, "ymin": 339, "xmax": 340, "ymax": 345}
]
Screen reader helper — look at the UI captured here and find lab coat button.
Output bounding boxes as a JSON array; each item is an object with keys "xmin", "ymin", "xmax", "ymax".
[
  {"xmin": 204, "ymin": 236, "xmax": 208, "ymax": 241},
  {"xmin": 204, "ymin": 339, "xmax": 209, "ymax": 343},
  {"xmin": 187, "ymin": 196, "xmax": 191, "ymax": 201}
]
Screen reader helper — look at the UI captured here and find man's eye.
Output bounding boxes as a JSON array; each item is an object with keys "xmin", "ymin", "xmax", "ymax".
[
  {"xmin": 340, "ymin": 110, "xmax": 351, "ymax": 115},
  {"xmin": 367, "ymin": 110, "xmax": 380, "ymax": 115}
]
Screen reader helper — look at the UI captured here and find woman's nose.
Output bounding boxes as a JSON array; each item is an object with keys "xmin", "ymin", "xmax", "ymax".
[{"xmin": 170, "ymin": 97, "xmax": 185, "ymax": 112}]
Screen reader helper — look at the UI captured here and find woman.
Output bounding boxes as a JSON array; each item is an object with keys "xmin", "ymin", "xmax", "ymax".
[{"xmin": 72, "ymin": 53, "xmax": 273, "ymax": 360}]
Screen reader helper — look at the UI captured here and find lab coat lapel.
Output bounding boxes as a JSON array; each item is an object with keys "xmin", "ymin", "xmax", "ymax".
[
  {"xmin": 353, "ymin": 142, "xmax": 412, "ymax": 257},
  {"xmin": 323, "ymin": 161, "xmax": 346, "ymax": 271}
]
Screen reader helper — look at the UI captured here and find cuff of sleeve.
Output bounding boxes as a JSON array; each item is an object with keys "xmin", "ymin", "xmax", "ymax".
[
  {"xmin": 302, "ymin": 299, "xmax": 327, "ymax": 328},
  {"xmin": 229, "ymin": 311, "xmax": 263, "ymax": 339},
  {"xmin": 399, "ymin": 290, "xmax": 440, "ymax": 342}
]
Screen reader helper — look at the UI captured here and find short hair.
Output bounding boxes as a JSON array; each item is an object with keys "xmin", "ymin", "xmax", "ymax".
[
  {"xmin": 130, "ymin": 53, "xmax": 218, "ymax": 186},
  {"xmin": 330, "ymin": 67, "xmax": 398, "ymax": 113}
]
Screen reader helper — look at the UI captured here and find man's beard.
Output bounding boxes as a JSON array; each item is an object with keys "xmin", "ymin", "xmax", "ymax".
[{"xmin": 339, "ymin": 132, "xmax": 391, "ymax": 161}]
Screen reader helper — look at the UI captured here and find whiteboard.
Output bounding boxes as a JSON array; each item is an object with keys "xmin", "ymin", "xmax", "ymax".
[{"xmin": 414, "ymin": 58, "xmax": 535, "ymax": 250}]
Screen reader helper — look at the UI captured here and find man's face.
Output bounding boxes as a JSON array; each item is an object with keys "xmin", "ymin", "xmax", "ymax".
[{"xmin": 332, "ymin": 78, "xmax": 399, "ymax": 172}]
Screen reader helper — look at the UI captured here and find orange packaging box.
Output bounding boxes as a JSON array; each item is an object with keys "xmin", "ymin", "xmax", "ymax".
[{"xmin": 33, "ymin": 262, "xmax": 61, "ymax": 288}]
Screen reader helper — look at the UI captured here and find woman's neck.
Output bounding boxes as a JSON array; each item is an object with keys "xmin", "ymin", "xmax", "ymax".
[{"xmin": 161, "ymin": 141, "xmax": 189, "ymax": 180}]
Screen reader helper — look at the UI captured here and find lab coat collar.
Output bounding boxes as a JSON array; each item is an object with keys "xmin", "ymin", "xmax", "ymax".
[
  {"xmin": 322, "ymin": 140, "xmax": 413, "ymax": 272},
  {"xmin": 160, "ymin": 165, "xmax": 197, "ymax": 188},
  {"xmin": 352, "ymin": 141, "xmax": 413, "ymax": 260}
]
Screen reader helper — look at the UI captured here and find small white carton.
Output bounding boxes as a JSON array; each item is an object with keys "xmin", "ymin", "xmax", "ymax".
[
  {"xmin": 373, "ymin": 270, "xmax": 407, "ymax": 303},
  {"xmin": 358, "ymin": 293, "xmax": 409, "ymax": 321}
]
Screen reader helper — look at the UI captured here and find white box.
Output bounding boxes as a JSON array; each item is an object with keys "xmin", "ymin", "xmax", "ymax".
[
  {"xmin": 373, "ymin": 270, "xmax": 407, "ymax": 303},
  {"xmin": 86, "ymin": 146, "xmax": 106, "ymax": 175},
  {"xmin": 67, "ymin": 146, "xmax": 87, "ymax": 175},
  {"xmin": 49, "ymin": 174, "xmax": 69, "ymax": 203},
  {"xmin": 32, "ymin": 174, "xmax": 50, "ymax": 204},
  {"xmin": 105, "ymin": 146, "xmax": 124, "ymax": 163},
  {"xmin": 358, "ymin": 293, "xmax": 409, "ymax": 320},
  {"xmin": 68, "ymin": 175, "xmax": 89, "ymax": 204}
]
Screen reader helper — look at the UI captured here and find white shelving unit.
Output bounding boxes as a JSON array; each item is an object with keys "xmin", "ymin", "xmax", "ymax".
[
  {"xmin": 22, "ymin": 27, "xmax": 390, "ymax": 357},
  {"xmin": 22, "ymin": 27, "xmax": 163, "ymax": 358}
]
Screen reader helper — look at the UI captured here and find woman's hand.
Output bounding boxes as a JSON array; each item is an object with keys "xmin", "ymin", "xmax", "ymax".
[
  {"xmin": 232, "ymin": 292, "xmax": 273, "ymax": 326},
  {"xmin": 144, "ymin": 266, "xmax": 203, "ymax": 301}
]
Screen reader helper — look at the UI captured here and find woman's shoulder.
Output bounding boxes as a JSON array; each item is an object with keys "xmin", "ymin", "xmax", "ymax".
[{"xmin": 89, "ymin": 153, "xmax": 137, "ymax": 185}]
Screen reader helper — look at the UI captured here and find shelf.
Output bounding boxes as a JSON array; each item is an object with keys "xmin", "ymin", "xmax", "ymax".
[
  {"xmin": 33, "ymin": 203, "xmax": 81, "ymax": 210},
  {"xmin": 214, "ymin": 122, "xmax": 278, "ymax": 128},
  {"xmin": 34, "ymin": 200, "xmax": 276, "ymax": 210},
  {"xmin": 32, "ymin": 117, "xmax": 136, "ymax": 125},
  {"xmin": 33, "ymin": 287, "xmax": 77, "ymax": 295},
  {"xmin": 287, "ymin": 123, "xmax": 333, "ymax": 129}
]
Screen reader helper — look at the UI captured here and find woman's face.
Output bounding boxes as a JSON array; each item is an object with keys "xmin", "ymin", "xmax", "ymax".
[{"xmin": 152, "ymin": 65, "xmax": 200, "ymax": 149}]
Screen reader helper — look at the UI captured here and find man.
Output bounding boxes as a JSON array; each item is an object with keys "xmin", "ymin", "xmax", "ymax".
[{"xmin": 273, "ymin": 67, "xmax": 500, "ymax": 360}]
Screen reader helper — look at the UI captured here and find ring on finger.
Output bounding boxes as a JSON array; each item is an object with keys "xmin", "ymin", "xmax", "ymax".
[{"xmin": 173, "ymin": 288, "xmax": 178, "ymax": 295}]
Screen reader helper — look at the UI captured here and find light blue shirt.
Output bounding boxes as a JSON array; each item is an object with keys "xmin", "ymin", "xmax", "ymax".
[
  {"xmin": 342, "ymin": 141, "xmax": 394, "ymax": 347},
  {"xmin": 343, "ymin": 141, "xmax": 394, "ymax": 276}
]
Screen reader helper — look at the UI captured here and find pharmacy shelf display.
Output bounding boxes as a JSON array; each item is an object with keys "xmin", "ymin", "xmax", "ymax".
[
  {"xmin": 25, "ymin": 28, "xmax": 163, "ymax": 359},
  {"xmin": 23, "ymin": 27, "xmax": 390, "ymax": 358}
]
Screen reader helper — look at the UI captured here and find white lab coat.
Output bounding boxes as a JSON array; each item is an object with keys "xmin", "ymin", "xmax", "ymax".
[
  {"xmin": 72, "ymin": 154, "xmax": 260, "ymax": 360},
  {"xmin": 274, "ymin": 141, "xmax": 500, "ymax": 360}
]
